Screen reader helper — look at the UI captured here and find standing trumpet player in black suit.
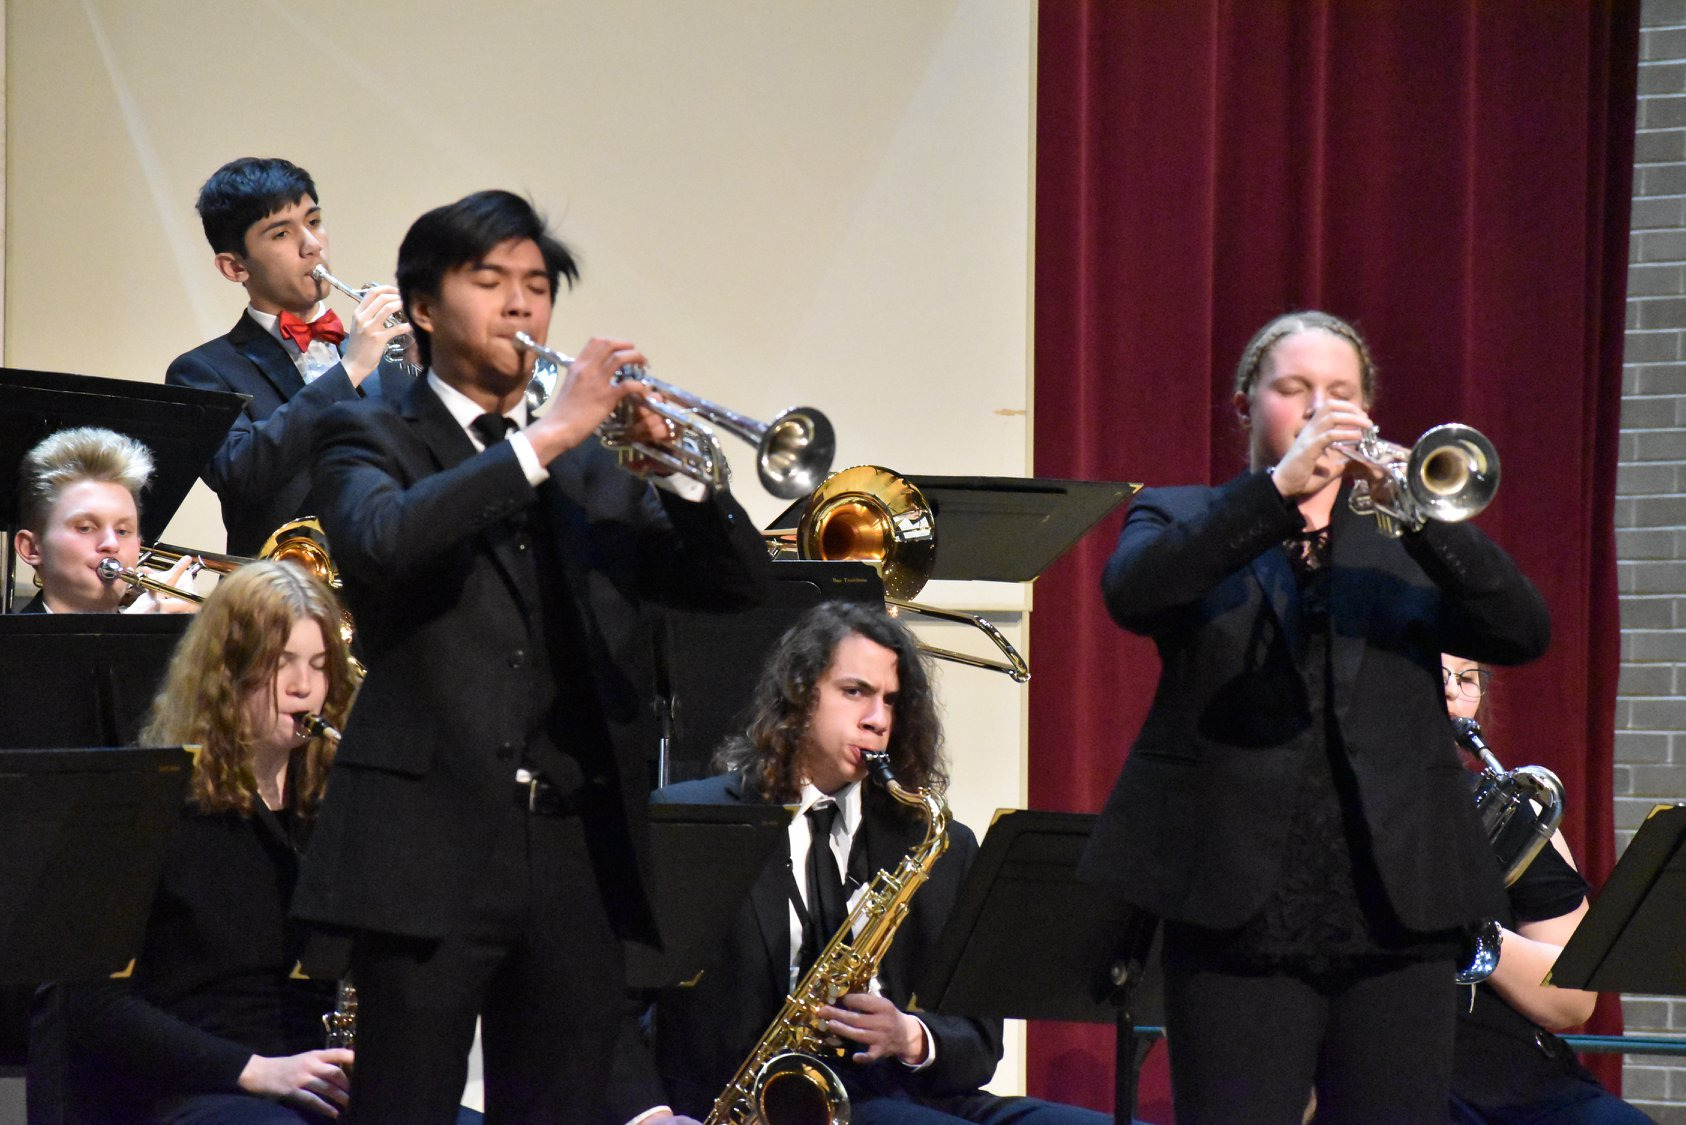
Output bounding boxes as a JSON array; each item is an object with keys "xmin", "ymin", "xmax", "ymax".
[
  {"xmin": 1080, "ymin": 311, "xmax": 1550, "ymax": 1122},
  {"xmin": 166, "ymin": 157, "xmax": 415, "ymax": 555},
  {"xmin": 290, "ymin": 189, "xmax": 768, "ymax": 1124}
]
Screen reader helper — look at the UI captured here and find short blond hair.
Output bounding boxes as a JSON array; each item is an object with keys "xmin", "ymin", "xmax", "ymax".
[{"xmin": 18, "ymin": 427, "xmax": 154, "ymax": 531}]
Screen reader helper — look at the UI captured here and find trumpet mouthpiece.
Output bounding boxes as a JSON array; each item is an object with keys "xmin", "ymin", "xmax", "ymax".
[{"xmin": 96, "ymin": 558, "xmax": 122, "ymax": 583}]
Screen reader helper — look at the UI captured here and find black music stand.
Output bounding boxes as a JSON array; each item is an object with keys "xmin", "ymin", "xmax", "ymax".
[
  {"xmin": 658, "ymin": 561, "xmax": 885, "ymax": 786},
  {"xmin": 1549, "ymin": 804, "xmax": 1686, "ymax": 994},
  {"xmin": 0, "ymin": 615, "xmax": 188, "ymax": 749},
  {"xmin": 0, "ymin": 745, "xmax": 193, "ymax": 1071},
  {"xmin": 626, "ymin": 802, "xmax": 793, "ymax": 988},
  {"xmin": 768, "ymin": 476, "xmax": 1139, "ymax": 583},
  {"xmin": 916, "ymin": 810, "xmax": 1160, "ymax": 1125},
  {"xmin": 0, "ymin": 367, "xmax": 245, "ymax": 609},
  {"xmin": 0, "ymin": 747, "xmax": 192, "ymax": 982}
]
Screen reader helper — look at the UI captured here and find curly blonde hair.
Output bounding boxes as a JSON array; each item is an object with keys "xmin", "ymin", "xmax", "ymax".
[{"xmin": 141, "ymin": 561, "xmax": 354, "ymax": 816}]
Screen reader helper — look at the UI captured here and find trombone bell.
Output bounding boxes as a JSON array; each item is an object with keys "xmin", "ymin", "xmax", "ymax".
[
  {"xmin": 776, "ymin": 465, "xmax": 1029, "ymax": 682},
  {"xmin": 796, "ymin": 466, "xmax": 934, "ymax": 602},
  {"xmin": 260, "ymin": 519, "xmax": 338, "ymax": 588}
]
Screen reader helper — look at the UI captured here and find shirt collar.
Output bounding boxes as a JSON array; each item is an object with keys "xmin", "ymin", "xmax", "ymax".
[
  {"xmin": 246, "ymin": 302, "xmax": 329, "ymax": 352},
  {"xmin": 426, "ymin": 370, "xmax": 530, "ymax": 436},
  {"xmin": 796, "ymin": 778, "xmax": 862, "ymax": 839}
]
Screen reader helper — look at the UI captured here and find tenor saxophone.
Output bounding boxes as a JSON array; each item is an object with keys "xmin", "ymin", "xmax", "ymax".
[{"xmin": 705, "ymin": 750, "xmax": 950, "ymax": 1125}]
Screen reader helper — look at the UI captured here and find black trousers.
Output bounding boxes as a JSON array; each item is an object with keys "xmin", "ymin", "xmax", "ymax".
[
  {"xmin": 1162, "ymin": 940, "xmax": 1459, "ymax": 1125},
  {"xmin": 345, "ymin": 807, "xmax": 624, "ymax": 1125}
]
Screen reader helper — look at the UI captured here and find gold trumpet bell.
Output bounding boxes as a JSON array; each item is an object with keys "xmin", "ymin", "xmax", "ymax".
[
  {"xmin": 795, "ymin": 465, "xmax": 936, "ymax": 601},
  {"xmin": 259, "ymin": 519, "xmax": 339, "ymax": 588}
]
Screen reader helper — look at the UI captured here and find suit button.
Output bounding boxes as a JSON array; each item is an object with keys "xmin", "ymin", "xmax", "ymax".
[
  {"xmin": 497, "ymin": 741, "xmax": 517, "ymax": 760},
  {"xmin": 509, "ymin": 649, "xmax": 526, "ymax": 668}
]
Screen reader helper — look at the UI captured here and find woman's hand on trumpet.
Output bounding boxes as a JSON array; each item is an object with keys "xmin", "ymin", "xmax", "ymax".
[
  {"xmin": 525, "ymin": 336, "xmax": 650, "ymax": 464},
  {"xmin": 1271, "ymin": 399, "xmax": 1382, "ymax": 503},
  {"xmin": 122, "ymin": 554, "xmax": 201, "ymax": 615},
  {"xmin": 340, "ymin": 284, "xmax": 409, "ymax": 385}
]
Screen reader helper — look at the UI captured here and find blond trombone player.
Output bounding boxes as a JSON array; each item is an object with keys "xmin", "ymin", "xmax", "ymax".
[{"xmin": 13, "ymin": 427, "xmax": 198, "ymax": 615}]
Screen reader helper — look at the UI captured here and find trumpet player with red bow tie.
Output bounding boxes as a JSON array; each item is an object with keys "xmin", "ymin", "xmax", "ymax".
[{"xmin": 166, "ymin": 157, "xmax": 417, "ymax": 556}]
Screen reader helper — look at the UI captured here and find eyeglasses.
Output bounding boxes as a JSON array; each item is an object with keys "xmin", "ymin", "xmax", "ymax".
[{"xmin": 1441, "ymin": 666, "xmax": 1491, "ymax": 699}]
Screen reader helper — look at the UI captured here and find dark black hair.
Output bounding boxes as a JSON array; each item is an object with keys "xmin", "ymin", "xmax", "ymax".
[
  {"xmin": 395, "ymin": 190, "xmax": 579, "ymax": 370},
  {"xmin": 195, "ymin": 157, "xmax": 318, "ymax": 257},
  {"xmin": 714, "ymin": 601, "xmax": 947, "ymax": 805}
]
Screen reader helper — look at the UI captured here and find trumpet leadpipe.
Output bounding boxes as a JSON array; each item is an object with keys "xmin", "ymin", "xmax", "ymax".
[
  {"xmin": 311, "ymin": 265, "xmax": 413, "ymax": 366},
  {"xmin": 310, "ymin": 264, "xmax": 375, "ymax": 304}
]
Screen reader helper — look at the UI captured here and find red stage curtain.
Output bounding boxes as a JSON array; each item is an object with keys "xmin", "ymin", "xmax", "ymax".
[{"xmin": 1029, "ymin": 1, "xmax": 1638, "ymax": 1114}]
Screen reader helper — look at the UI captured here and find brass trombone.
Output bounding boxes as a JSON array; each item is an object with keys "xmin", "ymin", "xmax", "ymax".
[
  {"xmin": 768, "ymin": 465, "xmax": 1031, "ymax": 683},
  {"xmin": 513, "ymin": 332, "xmax": 836, "ymax": 499},
  {"xmin": 98, "ymin": 520, "xmax": 342, "ymax": 606}
]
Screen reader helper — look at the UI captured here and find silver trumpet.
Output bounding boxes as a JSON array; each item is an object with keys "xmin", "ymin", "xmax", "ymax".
[
  {"xmin": 1337, "ymin": 423, "xmax": 1500, "ymax": 537},
  {"xmin": 310, "ymin": 265, "xmax": 416, "ymax": 370},
  {"xmin": 513, "ymin": 331, "xmax": 835, "ymax": 499}
]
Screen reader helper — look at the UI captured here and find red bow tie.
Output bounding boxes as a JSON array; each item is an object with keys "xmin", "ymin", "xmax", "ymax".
[{"xmin": 277, "ymin": 309, "xmax": 347, "ymax": 351}]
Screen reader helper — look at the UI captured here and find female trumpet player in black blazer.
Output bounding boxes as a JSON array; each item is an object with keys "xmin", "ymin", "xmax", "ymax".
[
  {"xmin": 60, "ymin": 561, "xmax": 356, "ymax": 1123},
  {"xmin": 1080, "ymin": 311, "xmax": 1550, "ymax": 1123}
]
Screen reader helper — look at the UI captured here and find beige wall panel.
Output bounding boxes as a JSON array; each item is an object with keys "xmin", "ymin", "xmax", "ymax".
[{"xmin": 8, "ymin": 0, "xmax": 1038, "ymax": 1092}]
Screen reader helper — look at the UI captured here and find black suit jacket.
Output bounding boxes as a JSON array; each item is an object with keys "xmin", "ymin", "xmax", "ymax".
[
  {"xmin": 1080, "ymin": 471, "xmax": 1550, "ymax": 933},
  {"xmin": 291, "ymin": 379, "xmax": 770, "ymax": 944},
  {"xmin": 165, "ymin": 311, "xmax": 414, "ymax": 555},
  {"xmin": 612, "ymin": 771, "xmax": 1000, "ymax": 1120}
]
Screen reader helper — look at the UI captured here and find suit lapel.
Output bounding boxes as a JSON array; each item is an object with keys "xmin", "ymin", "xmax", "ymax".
[
  {"xmin": 1248, "ymin": 531, "xmax": 1302, "ymax": 661},
  {"xmin": 728, "ymin": 774, "xmax": 799, "ymax": 1000},
  {"xmin": 1326, "ymin": 484, "xmax": 1375, "ymax": 730},
  {"xmin": 228, "ymin": 312, "xmax": 306, "ymax": 403},
  {"xmin": 368, "ymin": 359, "xmax": 419, "ymax": 403},
  {"xmin": 401, "ymin": 380, "xmax": 539, "ymax": 618},
  {"xmin": 401, "ymin": 376, "xmax": 476, "ymax": 470}
]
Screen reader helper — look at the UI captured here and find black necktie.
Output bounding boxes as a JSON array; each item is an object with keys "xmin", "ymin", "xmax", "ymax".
[
  {"xmin": 800, "ymin": 804, "xmax": 848, "ymax": 974},
  {"xmin": 470, "ymin": 411, "xmax": 515, "ymax": 448}
]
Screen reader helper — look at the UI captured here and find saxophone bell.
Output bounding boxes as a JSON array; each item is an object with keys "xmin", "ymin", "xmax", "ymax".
[{"xmin": 753, "ymin": 1052, "xmax": 849, "ymax": 1125}]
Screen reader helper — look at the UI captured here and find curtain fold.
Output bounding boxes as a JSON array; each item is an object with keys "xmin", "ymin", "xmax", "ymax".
[{"xmin": 1030, "ymin": 1, "xmax": 1639, "ymax": 1112}]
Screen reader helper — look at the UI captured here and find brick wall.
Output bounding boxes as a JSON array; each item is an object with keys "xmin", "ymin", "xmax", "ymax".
[{"xmin": 1618, "ymin": 1, "xmax": 1686, "ymax": 1117}]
